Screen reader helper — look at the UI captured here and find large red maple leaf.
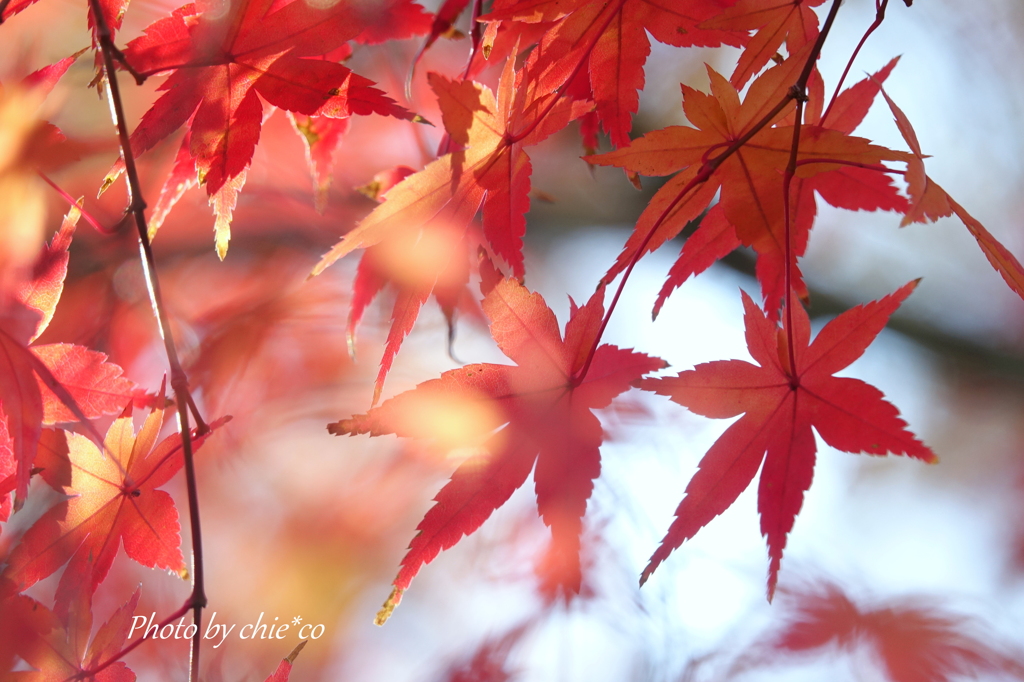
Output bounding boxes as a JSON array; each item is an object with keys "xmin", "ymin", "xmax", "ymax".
[
  {"xmin": 638, "ymin": 282, "xmax": 935, "ymax": 598},
  {"xmin": 647, "ymin": 57, "xmax": 909, "ymax": 319},
  {"xmin": 103, "ymin": 0, "xmax": 427, "ymax": 257},
  {"xmin": 331, "ymin": 278, "xmax": 665, "ymax": 622}
]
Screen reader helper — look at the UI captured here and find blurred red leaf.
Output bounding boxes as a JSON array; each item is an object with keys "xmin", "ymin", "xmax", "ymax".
[
  {"xmin": 11, "ymin": 587, "xmax": 141, "ymax": 682},
  {"xmin": 0, "ymin": 210, "xmax": 137, "ymax": 505},
  {"xmin": 768, "ymin": 583, "xmax": 1024, "ymax": 682}
]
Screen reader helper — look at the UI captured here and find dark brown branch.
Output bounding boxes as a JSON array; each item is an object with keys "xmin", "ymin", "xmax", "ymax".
[{"xmin": 85, "ymin": 2, "xmax": 209, "ymax": 680}]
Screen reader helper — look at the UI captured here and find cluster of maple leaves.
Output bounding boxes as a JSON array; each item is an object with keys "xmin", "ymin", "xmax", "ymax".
[{"xmin": 3, "ymin": 0, "xmax": 1024, "ymax": 678}]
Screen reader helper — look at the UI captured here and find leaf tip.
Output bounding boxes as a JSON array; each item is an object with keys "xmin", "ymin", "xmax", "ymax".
[
  {"xmin": 638, "ymin": 556, "xmax": 660, "ymax": 587},
  {"xmin": 98, "ymin": 174, "xmax": 117, "ymax": 197},
  {"xmin": 286, "ymin": 639, "xmax": 307, "ymax": 664},
  {"xmin": 374, "ymin": 587, "xmax": 403, "ymax": 626}
]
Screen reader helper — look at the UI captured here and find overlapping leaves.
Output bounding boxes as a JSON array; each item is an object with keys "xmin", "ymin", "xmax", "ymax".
[{"xmin": 103, "ymin": 0, "xmax": 428, "ymax": 257}]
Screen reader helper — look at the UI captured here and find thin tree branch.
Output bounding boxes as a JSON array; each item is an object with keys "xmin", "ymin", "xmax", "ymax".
[
  {"xmin": 822, "ymin": 0, "xmax": 889, "ymax": 126},
  {"xmin": 85, "ymin": 2, "xmax": 209, "ymax": 680}
]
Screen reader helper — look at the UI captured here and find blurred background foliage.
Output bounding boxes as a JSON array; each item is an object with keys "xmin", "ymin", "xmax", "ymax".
[{"xmin": 1, "ymin": 0, "xmax": 1024, "ymax": 679}]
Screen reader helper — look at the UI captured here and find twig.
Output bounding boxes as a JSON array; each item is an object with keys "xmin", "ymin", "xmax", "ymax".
[
  {"xmin": 85, "ymin": 2, "xmax": 209, "ymax": 679},
  {"xmin": 821, "ymin": 0, "xmax": 889, "ymax": 125},
  {"xmin": 37, "ymin": 171, "xmax": 117, "ymax": 234},
  {"xmin": 782, "ymin": 0, "xmax": 845, "ymax": 376}
]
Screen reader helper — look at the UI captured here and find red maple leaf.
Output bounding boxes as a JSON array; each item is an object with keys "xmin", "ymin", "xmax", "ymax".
[
  {"xmin": 1, "ymin": 405, "xmax": 227, "ymax": 604},
  {"xmin": 648, "ymin": 57, "xmax": 908, "ymax": 319},
  {"xmin": 589, "ymin": 56, "xmax": 910, "ymax": 317},
  {"xmin": 767, "ymin": 583, "xmax": 1024, "ymax": 682},
  {"xmin": 102, "ymin": 0, "xmax": 426, "ymax": 257},
  {"xmin": 330, "ymin": 278, "xmax": 665, "ymax": 622},
  {"xmin": 638, "ymin": 282, "xmax": 935, "ymax": 598}
]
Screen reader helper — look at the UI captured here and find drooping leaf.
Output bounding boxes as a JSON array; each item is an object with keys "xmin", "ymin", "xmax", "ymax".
[
  {"xmin": 346, "ymin": 167, "xmax": 483, "ymax": 404},
  {"xmin": 312, "ymin": 54, "xmax": 588, "ymax": 399},
  {"xmin": 289, "ymin": 113, "xmax": 351, "ymax": 213},
  {"xmin": 638, "ymin": 283, "xmax": 935, "ymax": 598},
  {"xmin": 875, "ymin": 85, "xmax": 1024, "ymax": 302}
]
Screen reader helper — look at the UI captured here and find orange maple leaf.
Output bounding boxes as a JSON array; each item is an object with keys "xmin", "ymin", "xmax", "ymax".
[{"xmin": 2, "ymin": 405, "xmax": 226, "ymax": 603}]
